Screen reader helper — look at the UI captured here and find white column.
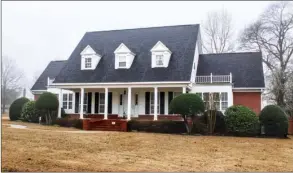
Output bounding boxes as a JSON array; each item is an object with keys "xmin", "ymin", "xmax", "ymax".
[
  {"xmin": 154, "ymin": 87, "xmax": 158, "ymax": 121},
  {"xmin": 127, "ymin": 87, "xmax": 132, "ymax": 120},
  {"xmin": 91, "ymin": 92, "xmax": 95, "ymax": 114},
  {"xmin": 182, "ymin": 87, "xmax": 186, "ymax": 94},
  {"xmin": 164, "ymin": 91, "xmax": 168, "ymax": 115},
  {"xmin": 104, "ymin": 88, "xmax": 108, "ymax": 120},
  {"xmin": 80, "ymin": 88, "xmax": 84, "ymax": 119},
  {"xmin": 57, "ymin": 89, "xmax": 63, "ymax": 118}
]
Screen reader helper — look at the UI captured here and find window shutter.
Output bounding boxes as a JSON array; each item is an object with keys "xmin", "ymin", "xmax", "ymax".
[
  {"xmin": 160, "ymin": 92, "xmax": 165, "ymax": 114},
  {"xmin": 108, "ymin": 92, "xmax": 112, "ymax": 114},
  {"xmin": 87, "ymin": 92, "xmax": 92, "ymax": 114},
  {"xmin": 75, "ymin": 92, "xmax": 79, "ymax": 113},
  {"xmin": 168, "ymin": 92, "xmax": 173, "ymax": 114},
  {"xmin": 95, "ymin": 92, "xmax": 99, "ymax": 113},
  {"xmin": 145, "ymin": 92, "xmax": 150, "ymax": 114}
]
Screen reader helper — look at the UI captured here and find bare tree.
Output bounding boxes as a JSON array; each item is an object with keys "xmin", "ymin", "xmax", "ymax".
[
  {"xmin": 1, "ymin": 56, "xmax": 24, "ymax": 113},
  {"xmin": 240, "ymin": 1, "xmax": 293, "ymax": 108},
  {"xmin": 202, "ymin": 8, "xmax": 235, "ymax": 53}
]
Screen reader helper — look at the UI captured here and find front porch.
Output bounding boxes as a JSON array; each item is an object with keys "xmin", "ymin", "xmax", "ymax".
[{"xmin": 56, "ymin": 84, "xmax": 189, "ymax": 121}]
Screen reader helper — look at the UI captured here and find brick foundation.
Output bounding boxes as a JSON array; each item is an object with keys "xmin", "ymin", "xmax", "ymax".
[
  {"xmin": 138, "ymin": 115, "xmax": 183, "ymax": 121},
  {"xmin": 233, "ymin": 92, "xmax": 261, "ymax": 113},
  {"xmin": 288, "ymin": 118, "xmax": 293, "ymax": 135},
  {"xmin": 82, "ymin": 119, "xmax": 127, "ymax": 131}
]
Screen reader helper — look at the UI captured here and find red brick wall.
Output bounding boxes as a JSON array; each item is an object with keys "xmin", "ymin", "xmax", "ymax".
[
  {"xmin": 233, "ymin": 92, "xmax": 261, "ymax": 114},
  {"xmin": 34, "ymin": 94, "xmax": 40, "ymax": 101}
]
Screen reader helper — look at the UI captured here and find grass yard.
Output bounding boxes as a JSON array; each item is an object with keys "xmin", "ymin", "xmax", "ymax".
[{"xmin": 2, "ymin": 118, "xmax": 293, "ymax": 172}]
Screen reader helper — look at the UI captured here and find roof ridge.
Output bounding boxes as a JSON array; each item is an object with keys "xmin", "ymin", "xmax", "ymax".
[
  {"xmin": 86, "ymin": 24, "xmax": 199, "ymax": 34},
  {"xmin": 201, "ymin": 51, "xmax": 261, "ymax": 56}
]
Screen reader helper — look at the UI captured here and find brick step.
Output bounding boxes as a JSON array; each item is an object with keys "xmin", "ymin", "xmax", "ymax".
[{"xmin": 91, "ymin": 127, "xmax": 122, "ymax": 131}]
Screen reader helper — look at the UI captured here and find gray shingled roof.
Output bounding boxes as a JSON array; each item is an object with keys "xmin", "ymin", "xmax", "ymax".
[
  {"xmin": 196, "ymin": 52, "xmax": 265, "ymax": 88},
  {"xmin": 31, "ymin": 60, "xmax": 66, "ymax": 90},
  {"xmin": 53, "ymin": 24, "xmax": 199, "ymax": 83}
]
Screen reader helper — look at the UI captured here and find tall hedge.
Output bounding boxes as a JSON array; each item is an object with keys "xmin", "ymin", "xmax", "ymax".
[
  {"xmin": 224, "ymin": 105, "xmax": 260, "ymax": 136},
  {"xmin": 259, "ymin": 105, "xmax": 288, "ymax": 137},
  {"xmin": 21, "ymin": 101, "xmax": 40, "ymax": 123},
  {"xmin": 9, "ymin": 97, "xmax": 30, "ymax": 121}
]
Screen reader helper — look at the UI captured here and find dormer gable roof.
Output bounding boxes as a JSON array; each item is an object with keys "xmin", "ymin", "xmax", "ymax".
[
  {"xmin": 114, "ymin": 43, "xmax": 135, "ymax": 55},
  {"xmin": 150, "ymin": 41, "xmax": 171, "ymax": 53},
  {"xmin": 81, "ymin": 45, "xmax": 99, "ymax": 56}
]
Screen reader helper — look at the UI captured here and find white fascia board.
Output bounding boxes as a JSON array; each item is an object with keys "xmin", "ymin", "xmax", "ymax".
[
  {"xmin": 233, "ymin": 87, "xmax": 266, "ymax": 90},
  {"xmin": 51, "ymin": 81, "xmax": 190, "ymax": 86}
]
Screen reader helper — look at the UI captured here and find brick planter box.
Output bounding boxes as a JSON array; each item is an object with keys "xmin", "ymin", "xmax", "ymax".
[{"xmin": 82, "ymin": 119, "xmax": 127, "ymax": 131}]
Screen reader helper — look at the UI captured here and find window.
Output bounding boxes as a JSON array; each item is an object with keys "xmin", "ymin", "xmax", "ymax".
[
  {"xmin": 119, "ymin": 56, "xmax": 127, "ymax": 67},
  {"xmin": 150, "ymin": 92, "xmax": 160, "ymax": 114},
  {"xmin": 63, "ymin": 94, "xmax": 68, "ymax": 109},
  {"xmin": 85, "ymin": 58, "xmax": 92, "ymax": 68},
  {"xmin": 156, "ymin": 55, "xmax": 164, "ymax": 66},
  {"xmin": 62, "ymin": 93, "xmax": 73, "ymax": 110},
  {"xmin": 196, "ymin": 92, "xmax": 228, "ymax": 111},
  {"xmin": 221, "ymin": 93, "xmax": 228, "ymax": 110},
  {"xmin": 99, "ymin": 93, "xmax": 105, "ymax": 113}
]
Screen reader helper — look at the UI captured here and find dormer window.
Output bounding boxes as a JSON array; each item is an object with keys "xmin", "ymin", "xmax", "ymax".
[
  {"xmin": 114, "ymin": 43, "xmax": 135, "ymax": 69},
  {"xmin": 151, "ymin": 41, "xmax": 172, "ymax": 68},
  {"xmin": 156, "ymin": 55, "xmax": 164, "ymax": 66},
  {"xmin": 118, "ymin": 56, "xmax": 127, "ymax": 68},
  {"xmin": 80, "ymin": 45, "xmax": 102, "ymax": 70},
  {"xmin": 85, "ymin": 57, "xmax": 92, "ymax": 68}
]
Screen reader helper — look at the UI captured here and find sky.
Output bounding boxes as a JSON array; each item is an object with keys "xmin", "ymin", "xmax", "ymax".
[{"xmin": 2, "ymin": 1, "xmax": 273, "ymax": 99}]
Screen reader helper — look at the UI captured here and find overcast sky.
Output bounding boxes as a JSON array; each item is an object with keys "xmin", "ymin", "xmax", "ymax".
[{"xmin": 2, "ymin": 1, "xmax": 273, "ymax": 98}]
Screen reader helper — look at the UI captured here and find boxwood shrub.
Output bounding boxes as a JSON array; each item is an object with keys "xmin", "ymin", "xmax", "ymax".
[
  {"xmin": 127, "ymin": 120, "xmax": 186, "ymax": 134},
  {"xmin": 21, "ymin": 101, "xmax": 40, "ymax": 123},
  {"xmin": 224, "ymin": 105, "xmax": 260, "ymax": 136},
  {"xmin": 259, "ymin": 105, "xmax": 288, "ymax": 138},
  {"xmin": 9, "ymin": 97, "xmax": 30, "ymax": 121}
]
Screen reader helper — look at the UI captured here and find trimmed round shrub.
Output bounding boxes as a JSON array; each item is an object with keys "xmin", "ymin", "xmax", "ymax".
[
  {"xmin": 259, "ymin": 105, "xmax": 288, "ymax": 137},
  {"xmin": 36, "ymin": 92, "xmax": 59, "ymax": 124},
  {"xmin": 21, "ymin": 101, "xmax": 40, "ymax": 123},
  {"xmin": 9, "ymin": 97, "xmax": 30, "ymax": 121},
  {"xmin": 224, "ymin": 105, "xmax": 260, "ymax": 136},
  {"xmin": 200, "ymin": 110, "xmax": 226, "ymax": 134},
  {"xmin": 169, "ymin": 93, "xmax": 205, "ymax": 116},
  {"xmin": 35, "ymin": 92, "xmax": 59, "ymax": 111},
  {"xmin": 169, "ymin": 93, "xmax": 205, "ymax": 134}
]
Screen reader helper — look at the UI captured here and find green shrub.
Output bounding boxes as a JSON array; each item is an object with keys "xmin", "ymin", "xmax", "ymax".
[
  {"xmin": 127, "ymin": 120, "xmax": 186, "ymax": 134},
  {"xmin": 9, "ymin": 97, "xmax": 30, "ymax": 121},
  {"xmin": 259, "ymin": 105, "xmax": 288, "ymax": 138},
  {"xmin": 54, "ymin": 117, "xmax": 82, "ymax": 129},
  {"xmin": 199, "ymin": 110, "xmax": 226, "ymax": 134},
  {"xmin": 21, "ymin": 101, "xmax": 40, "ymax": 123},
  {"xmin": 36, "ymin": 92, "xmax": 59, "ymax": 125},
  {"xmin": 169, "ymin": 93, "xmax": 205, "ymax": 134},
  {"xmin": 225, "ymin": 105, "xmax": 260, "ymax": 136}
]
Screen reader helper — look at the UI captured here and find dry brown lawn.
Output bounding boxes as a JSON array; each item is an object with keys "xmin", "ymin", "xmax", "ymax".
[{"xmin": 2, "ymin": 118, "xmax": 293, "ymax": 172}]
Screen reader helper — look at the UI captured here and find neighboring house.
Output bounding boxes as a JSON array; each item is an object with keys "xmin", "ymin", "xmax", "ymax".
[{"xmin": 31, "ymin": 24, "xmax": 265, "ymax": 120}]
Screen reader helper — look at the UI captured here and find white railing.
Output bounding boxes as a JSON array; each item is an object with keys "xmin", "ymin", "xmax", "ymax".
[{"xmin": 196, "ymin": 73, "xmax": 232, "ymax": 84}]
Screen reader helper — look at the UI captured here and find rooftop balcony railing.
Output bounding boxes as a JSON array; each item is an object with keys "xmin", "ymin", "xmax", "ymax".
[{"xmin": 196, "ymin": 73, "xmax": 232, "ymax": 84}]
